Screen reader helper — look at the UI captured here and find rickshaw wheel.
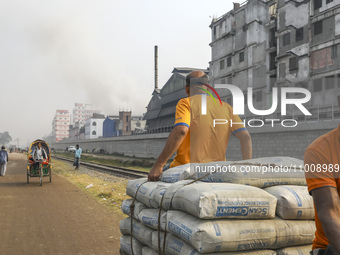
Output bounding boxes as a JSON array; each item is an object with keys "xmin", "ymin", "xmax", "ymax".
[
  {"xmin": 27, "ymin": 172, "xmax": 29, "ymax": 184},
  {"xmin": 49, "ymin": 166, "xmax": 52, "ymax": 183}
]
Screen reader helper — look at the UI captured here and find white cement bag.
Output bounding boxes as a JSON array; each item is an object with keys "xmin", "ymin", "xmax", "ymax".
[
  {"xmin": 167, "ymin": 211, "xmax": 315, "ymax": 253},
  {"xmin": 276, "ymin": 245, "xmax": 312, "ymax": 255},
  {"xmin": 121, "ymin": 199, "xmax": 147, "ymax": 219},
  {"xmin": 126, "ymin": 178, "xmax": 171, "ymax": 208},
  {"xmin": 141, "ymin": 246, "xmax": 158, "ymax": 255},
  {"xmin": 138, "ymin": 208, "xmax": 167, "ymax": 231},
  {"xmin": 120, "ymin": 235, "xmax": 143, "ymax": 255},
  {"xmin": 151, "ymin": 231, "xmax": 276, "ymax": 255},
  {"xmin": 264, "ymin": 186, "xmax": 314, "ymax": 220},
  {"xmin": 195, "ymin": 157, "xmax": 307, "ymax": 188},
  {"xmin": 161, "ymin": 182, "xmax": 277, "ymax": 219},
  {"xmin": 160, "ymin": 163, "xmax": 197, "ymax": 183},
  {"xmin": 120, "ymin": 217, "xmax": 153, "ymax": 246}
]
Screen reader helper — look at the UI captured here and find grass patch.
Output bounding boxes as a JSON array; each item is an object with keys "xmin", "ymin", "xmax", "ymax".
[
  {"xmin": 53, "ymin": 152, "xmax": 155, "ymax": 172},
  {"xmin": 52, "ymin": 159, "xmax": 130, "ymax": 219}
]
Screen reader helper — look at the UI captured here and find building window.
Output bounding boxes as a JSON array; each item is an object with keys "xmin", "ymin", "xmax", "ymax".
[
  {"xmin": 269, "ymin": 52, "xmax": 276, "ymax": 71},
  {"xmin": 269, "ymin": 27, "xmax": 276, "ymax": 48},
  {"xmin": 92, "ymin": 121, "xmax": 96, "ymax": 126},
  {"xmin": 314, "ymin": 0, "xmax": 322, "ymax": 9},
  {"xmin": 126, "ymin": 115, "xmax": 129, "ymax": 122},
  {"xmin": 332, "ymin": 45, "xmax": 337, "ymax": 59},
  {"xmin": 314, "ymin": 20, "xmax": 323, "ymax": 35},
  {"xmin": 220, "ymin": 60, "xmax": 225, "ymax": 70},
  {"xmin": 326, "ymin": 0, "xmax": 333, "ymax": 4},
  {"xmin": 221, "ymin": 79, "xmax": 226, "ymax": 84},
  {"xmin": 92, "ymin": 130, "xmax": 96, "ymax": 135},
  {"xmin": 283, "ymin": 33, "xmax": 291, "ymax": 46},
  {"xmin": 227, "ymin": 56, "xmax": 232, "ymax": 67},
  {"xmin": 126, "ymin": 126, "xmax": 129, "ymax": 132},
  {"xmin": 296, "ymin": 28, "xmax": 304, "ymax": 42},
  {"xmin": 136, "ymin": 122, "xmax": 141, "ymax": 128},
  {"xmin": 325, "ymin": 75, "xmax": 335, "ymax": 89},
  {"xmin": 313, "ymin": 78, "xmax": 323, "ymax": 92},
  {"xmin": 289, "ymin": 57, "xmax": 298, "ymax": 71},
  {"xmin": 239, "ymin": 52, "xmax": 245, "ymax": 62}
]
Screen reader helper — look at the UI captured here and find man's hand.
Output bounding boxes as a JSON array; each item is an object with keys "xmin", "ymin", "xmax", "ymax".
[{"xmin": 148, "ymin": 163, "xmax": 163, "ymax": 182}]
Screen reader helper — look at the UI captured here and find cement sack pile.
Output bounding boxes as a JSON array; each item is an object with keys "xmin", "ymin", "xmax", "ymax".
[{"xmin": 120, "ymin": 157, "xmax": 315, "ymax": 255}]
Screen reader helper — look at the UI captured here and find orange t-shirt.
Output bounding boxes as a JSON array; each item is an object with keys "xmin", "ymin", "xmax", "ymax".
[
  {"xmin": 170, "ymin": 94, "xmax": 246, "ymax": 168},
  {"xmin": 304, "ymin": 124, "xmax": 340, "ymax": 250}
]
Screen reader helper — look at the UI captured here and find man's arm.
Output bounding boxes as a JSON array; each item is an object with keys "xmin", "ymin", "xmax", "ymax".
[
  {"xmin": 148, "ymin": 125, "xmax": 189, "ymax": 181},
  {"xmin": 312, "ymin": 187, "xmax": 340, "ymax": 254},
  {"xmin": 234, "ymin": 130, "xmax": 252, "ymax": 160}
]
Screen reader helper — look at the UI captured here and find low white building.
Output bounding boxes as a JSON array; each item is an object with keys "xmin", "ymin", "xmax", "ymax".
[
  {"xmin": 85, "ymin": 113, "xmax": 105, "ymax": 139},
  {"xmin": 131, "ymin": 116, "xmax": 146, "ymax": 134}
]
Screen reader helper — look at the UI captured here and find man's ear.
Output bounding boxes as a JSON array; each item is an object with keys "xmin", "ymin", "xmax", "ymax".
[{"xmin": 185, "ymin": 85, "xmax": 190, "ymax": 96}]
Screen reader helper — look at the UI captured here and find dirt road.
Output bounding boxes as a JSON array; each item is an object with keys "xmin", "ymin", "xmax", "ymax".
[{"xmin": 0, "ymin": 154, "xmax": 122, "ymax": 255}]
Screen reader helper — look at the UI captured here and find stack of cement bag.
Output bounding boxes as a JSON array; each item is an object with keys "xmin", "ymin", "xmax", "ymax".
[{"xmin": 120, "ymin": 157, "xmax": 315, "ymax": 255}]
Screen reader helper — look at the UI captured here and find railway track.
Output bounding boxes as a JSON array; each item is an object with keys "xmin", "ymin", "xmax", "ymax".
[{"xmin": 52, "ymin": 155, "xmax": 148, "ymax": 179}]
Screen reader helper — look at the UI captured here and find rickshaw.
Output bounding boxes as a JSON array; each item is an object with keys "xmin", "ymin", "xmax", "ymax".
[{"xmin": 27, "ymin": 139, "xmax": 52, "ymax": 186}]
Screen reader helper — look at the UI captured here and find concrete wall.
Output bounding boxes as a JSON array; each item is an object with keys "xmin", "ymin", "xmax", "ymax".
[{"xmin": 52, "ymin": 121, "xmax": 339, "ymax": 161}]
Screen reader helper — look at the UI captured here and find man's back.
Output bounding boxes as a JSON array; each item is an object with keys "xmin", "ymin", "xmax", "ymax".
[{"xmin": 170, "ymin": 95, "xmax": 245, "ymax": 167}]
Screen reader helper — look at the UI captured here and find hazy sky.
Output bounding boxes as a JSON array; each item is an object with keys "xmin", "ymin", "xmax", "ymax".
[{"xmin": 0, "ymin": 0, "xmax": 233, "ymax": 146}]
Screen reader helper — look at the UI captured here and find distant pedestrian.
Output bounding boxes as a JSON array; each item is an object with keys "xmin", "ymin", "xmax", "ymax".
[
  {"xmin": 74, "ymin": 144, "xmax": 82, "ymax": 169},
  {"xmin": 0, "ymin": 146, "xmax": 9, "ymax": 176}
]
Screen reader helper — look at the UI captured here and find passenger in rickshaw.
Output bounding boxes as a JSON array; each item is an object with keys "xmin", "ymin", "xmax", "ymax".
[{"xmin": 30, "ymin": 142, "xmax": 48, "ymax": 170}]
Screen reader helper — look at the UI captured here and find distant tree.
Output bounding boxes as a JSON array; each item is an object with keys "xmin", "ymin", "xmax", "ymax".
[{"xmin": 0, "ymin": 131, "xmax": 12, "ymax": 145}]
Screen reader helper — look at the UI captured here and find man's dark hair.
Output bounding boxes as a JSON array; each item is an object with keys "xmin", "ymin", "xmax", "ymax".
[
  {"xmin": 76, "ymin": 144, "xmax": 79, "ymax": 147},
  {"xmin": 1, "ymin": 146, "xmax": 4, "ymax": 150},
  {"xmin": 186, "ymin": 73, "xmax": 209, "ymax": 87}
]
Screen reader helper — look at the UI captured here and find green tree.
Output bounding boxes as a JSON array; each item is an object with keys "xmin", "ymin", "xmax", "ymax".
[{"xmin": 0, "ymin": 131, "xmax": 12, "ymax": 145}]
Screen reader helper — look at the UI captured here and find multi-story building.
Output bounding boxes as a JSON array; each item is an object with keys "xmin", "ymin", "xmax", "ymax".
[
  {"xmin": 72, "ymin": 103, "xmax": 102, "ymax": 126},
  {"xmin": 85, "ymin": 113, "xmax": 106, "ymax": 139},
  {"xmin": 210, "ymin": 1, "xmax": 275, "ymax": 116},
  {"xmin": 277, "ymin": 0, "xmax": 340, "ymax": 118},
  {"xmin": 210, "ymin": 0, "xmax": 340, "ymax": 119},
  {"xmin": 52, "ymin": 110, "xmax": 70, "ymax": 142}
]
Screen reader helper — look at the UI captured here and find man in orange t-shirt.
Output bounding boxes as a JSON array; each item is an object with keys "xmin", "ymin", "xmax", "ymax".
[
  {"xmin": 305, "ymin": 122, "xmax": 340, "ymax": 254},
  {"xmin": 148, "ymin": 71, "xmax": 252, "ymax": 181}
]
